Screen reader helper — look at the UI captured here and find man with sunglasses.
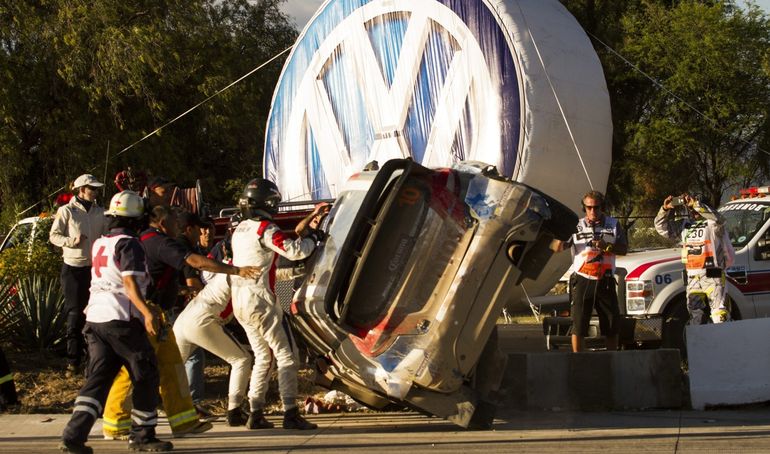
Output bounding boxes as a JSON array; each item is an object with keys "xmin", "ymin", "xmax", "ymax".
[
  {"xmin": 567, "ymin": 191, "xmax": 628, "ymax": 353},
  {"xmin": 50, "ymin": 174, "xmax": 109, "ymax": 376}
]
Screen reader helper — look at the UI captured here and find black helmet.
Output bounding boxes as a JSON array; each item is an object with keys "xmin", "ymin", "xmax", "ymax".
[{"xmin": 239, "ymin": 178, "xmax": 281, "ymax": 219}]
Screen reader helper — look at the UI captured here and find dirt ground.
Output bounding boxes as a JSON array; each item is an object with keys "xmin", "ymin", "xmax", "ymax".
[{"xmin": 2, "ymin": 347, "xmax": 325, "ymax": 415}]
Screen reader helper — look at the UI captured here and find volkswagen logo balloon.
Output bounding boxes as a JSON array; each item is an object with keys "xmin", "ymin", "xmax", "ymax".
[{"xmin": 264, "ymin": 0, "xmax": 612, "ymax": 212}]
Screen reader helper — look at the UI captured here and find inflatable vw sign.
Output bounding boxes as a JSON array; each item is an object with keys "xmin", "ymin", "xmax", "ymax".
[{"xmin": 265, "ymin": 0, "xmax": 612, "ymax": 215}]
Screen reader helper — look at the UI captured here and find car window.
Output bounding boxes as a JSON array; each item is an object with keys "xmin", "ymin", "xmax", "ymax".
[
  {"xmin": 1, "ymin": 223, "xmax": 33, "ymax": 252},
  {"xmin": 719, "ymin": 202, "xmax": 770, "ymax": 248}
]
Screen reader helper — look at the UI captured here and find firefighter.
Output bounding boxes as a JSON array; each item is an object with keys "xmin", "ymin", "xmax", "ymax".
[
  {"xmin": 231, "ymin": 178, "xmax": 328, "ymax": 430},
  {"xmin": 655, "ymin": 194, "xmax": 735, "ymax": 324},
  {"xmin": 565, "ymin": 191, "xmax": 628, "ymax": 353},
  {"xmin": 59, "ymin": 190, "xmax": 172, "ymax": 453},
  {"xmin": 173, "ymin": 273, "xmax": 254, "ymax": 426},
  {"xmin": 101, "ymin": 206, "xmax": 259, "ymax": 439}
]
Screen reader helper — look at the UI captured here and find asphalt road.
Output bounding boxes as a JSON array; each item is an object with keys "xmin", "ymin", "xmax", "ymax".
[{"xmin": 3, "ymin": 409, "xmax": 770, "ymax": 453}]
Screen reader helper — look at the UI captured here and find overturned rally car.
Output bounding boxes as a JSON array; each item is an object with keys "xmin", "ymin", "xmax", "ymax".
[{"xmin": 288, "ymin": 158, "xmax": 576, "ymax": 428}]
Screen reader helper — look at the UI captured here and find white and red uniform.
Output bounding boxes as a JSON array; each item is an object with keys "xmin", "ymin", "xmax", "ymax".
[
  {"xmin": 86, "ymin": 233, "xmax": 150, "ymax": 323},
  {"xmin": 230, "ymin": 215, "xmax": 316, "ymax": 411},
  {"xmin": 173, "ymin": 274, "xmax": 252, "ymax": 411},
  {"xmin": 655, "ymin": 201, "xmax": 735, "ymax": 323}
]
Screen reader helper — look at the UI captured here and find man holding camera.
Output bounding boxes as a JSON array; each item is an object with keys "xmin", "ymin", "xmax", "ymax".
[
  {"xmin": 566, "ymin": 191, "xmax": 628, "ymax": 352},
  {"xmin": 655, "ymin": 194, "xmax": 735, "ymax": 324}
]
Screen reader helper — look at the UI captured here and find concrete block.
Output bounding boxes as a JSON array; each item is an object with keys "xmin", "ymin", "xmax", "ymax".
[
  {"xmin": 613, "ymin": 349, "xmax": 682, "ymax": 409},
  {"xmin": 498, "ymin": 350, "xmax": 682, "ymax": 414},
  {"xmin": 687, "ymin": 318, "xmax": 770, "ymax": 410}
]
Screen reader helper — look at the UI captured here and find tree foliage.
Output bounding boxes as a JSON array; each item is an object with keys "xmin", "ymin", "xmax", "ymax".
[
  {"xmin": 0, "ymin": 0, "xmax": 297, "ymax": 229},
  {"xmin": 562, "ymin": 0, "xmax": 770, "ymax": 214}
]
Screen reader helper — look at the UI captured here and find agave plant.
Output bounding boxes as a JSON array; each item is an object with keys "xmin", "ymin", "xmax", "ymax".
[
  {"xmin": 2, "ymin": 275, "xmax": 66, "ymax": 351},
  {"xmin": 0, "ymin": 279, "xmax": 21, "ymax": 345}
]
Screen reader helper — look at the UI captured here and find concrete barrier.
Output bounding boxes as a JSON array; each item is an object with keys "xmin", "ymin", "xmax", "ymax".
[
  {"xmin": 498, "ymin": 350, "xmax": 682, "ymax": 412},
  {"xmin": 687, "ymin": 318, "xmax": 770, "ymax": 410}
]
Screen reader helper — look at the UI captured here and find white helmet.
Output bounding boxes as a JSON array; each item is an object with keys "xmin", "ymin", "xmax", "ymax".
[{"xmin": 106, "ymin": 190, "xmax": 144, "ymax": 218}]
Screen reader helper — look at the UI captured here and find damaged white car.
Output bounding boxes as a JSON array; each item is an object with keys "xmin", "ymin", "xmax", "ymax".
[{"xmin": 288, "ymin": 158, "xmax": 576, "ymax": 428}]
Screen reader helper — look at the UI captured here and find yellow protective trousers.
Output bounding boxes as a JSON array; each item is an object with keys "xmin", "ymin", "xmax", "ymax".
[{"xmin": 102, "ymin": 324, "xmax": 198, "ymax": 437}]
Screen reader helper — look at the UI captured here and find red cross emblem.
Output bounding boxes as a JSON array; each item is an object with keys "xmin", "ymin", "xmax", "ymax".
[{"xmin": 93, "ymin": 246, "xmax": 109, "ymax": 277}]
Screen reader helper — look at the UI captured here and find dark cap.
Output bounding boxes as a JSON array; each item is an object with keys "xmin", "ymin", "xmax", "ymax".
[
  {"xmin": 177, "ymin": 211, "xmax": 206, "ymax": 229},
  {"xmin": 148, "ymin": 176, "xmax": 174, "ymax": 190}
]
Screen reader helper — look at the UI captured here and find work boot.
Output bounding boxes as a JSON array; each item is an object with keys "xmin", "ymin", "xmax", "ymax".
[
  {"xmin": 58, "ymin": 441, "xmax": 93, "ymax": 454},
  {"xmin": 173, "ymin": 419, "xmax": 213, "ymax": 437},
  {"xmin": 127, "ymin": 437, "xmax": 173, "ymax": 452},
  {"xmin": 103, "ymin": 431, "xmax": 130, "ymax": 440},
  {"xmin": 246, "ymin": 409, "xmax": 274, "ymax": 429},
  {"xmin": 282, "ymin": 407, "xmax": 317, "ymax": 430},
  {"xmin": 194, "ymin": 403, "xmax": 219, "ymax": 423},
  {"xmin": 227, "ymin": 407, "xmax": 249, "ymax": 426}
]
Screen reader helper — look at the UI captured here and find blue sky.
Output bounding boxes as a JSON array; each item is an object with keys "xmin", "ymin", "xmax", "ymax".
[{"xmin": 281, "ymin": 0, "xmax": 770, "ymax": 30}]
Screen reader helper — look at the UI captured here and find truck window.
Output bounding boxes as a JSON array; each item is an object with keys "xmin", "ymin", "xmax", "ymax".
[
  {"xmin": 0, "ymin": 223, "xmax": 34, "ymax": 252},
  {"xmin": 720, "ymin": 203, "xmax": 770, "ymax": 248}
]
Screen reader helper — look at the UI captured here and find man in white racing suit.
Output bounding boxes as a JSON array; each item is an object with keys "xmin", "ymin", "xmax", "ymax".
[
  {"xmin": 173, "ymin": 273, "xmax": 254, "ymax": 426},
  {"xmin": 230, "ymin": 178, "xmax": 329, "ymax": 430},
  {"xmin": 655, "ymin": 194, "xmax": 735, "ymax": 324}
]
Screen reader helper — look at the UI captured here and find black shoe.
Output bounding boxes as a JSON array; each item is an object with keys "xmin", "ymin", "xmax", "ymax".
[
  {"xmin": 59, "ymin": 441, "xmax": 93, "ymax": 454},
  {"xmin": 246, "ymin": 409, "xmax": 274, "ymax": 429},
  {"xmin": 227, "ymin": 408, "xmax": 249, "ymax": 426},
  {"xmin": 283, "ymin": 407, "xmax": 318, "ymax": 430},
  {"xmin": 194, "ymin": 403, "xmax": 219, "ymax": 423},
  {"xmin": 128, "ymin": 437, "xmax": 174, "ymax": 452}
]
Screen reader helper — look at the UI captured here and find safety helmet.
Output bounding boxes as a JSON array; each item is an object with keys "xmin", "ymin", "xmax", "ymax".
[
  {"xmin": 238, "ymin": 178, "xmax": 281, "ymax": 218},
  {"xmin": 106, "ymin": 190, "xmax": 144, "ymax": 218}
]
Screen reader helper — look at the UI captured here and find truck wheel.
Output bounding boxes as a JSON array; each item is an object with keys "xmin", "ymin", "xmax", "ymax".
[{"xmin": 661, "ymin": 296, "xmax": 689, "ymax": 356}]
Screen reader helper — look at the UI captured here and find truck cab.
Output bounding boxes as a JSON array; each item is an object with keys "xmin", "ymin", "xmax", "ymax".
[{"xmin": 617, "ymin": 187, "xmax": 770, "ymax": 348}]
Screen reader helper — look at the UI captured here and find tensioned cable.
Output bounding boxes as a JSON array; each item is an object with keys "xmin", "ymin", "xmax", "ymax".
[
  {"xmin": 585, "ymin": 30, "xmax": 770, "ymax": 159},
  {"xmin": 15, "ymin": 45, "xmax": 294, "ymax": 218},
  {"xmin": 515, "ymin": 3, "xmax": 596, "ymax": 191}
]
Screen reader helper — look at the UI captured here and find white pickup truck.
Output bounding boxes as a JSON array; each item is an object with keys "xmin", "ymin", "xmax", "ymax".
[{"xmin": 616, "ymin": 187, "xmax": 770, "ymax": 349}]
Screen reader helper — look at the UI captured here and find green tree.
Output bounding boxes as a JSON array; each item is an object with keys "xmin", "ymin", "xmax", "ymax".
[
  {"xmin": 619, "ymin": 1, "xmax": 770, "ymax": 208},
  {"xmin": 0, "ymin": 0, "xmax": 297, "ymax": 228}
]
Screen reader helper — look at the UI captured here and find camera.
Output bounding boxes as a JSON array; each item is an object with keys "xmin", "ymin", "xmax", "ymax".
[{"xmin": 671, "ymin": 196, "xmax": 686, "ymax": 206}]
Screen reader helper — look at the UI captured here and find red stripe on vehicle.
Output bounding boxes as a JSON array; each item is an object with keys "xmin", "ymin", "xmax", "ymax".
[
  {"xmin": 626, "ymin": 257, "xmax": 680, "ymax": 279},
  {"xmin": 732, "ymin": 270, "xmax": 770, "ymax": 294}
]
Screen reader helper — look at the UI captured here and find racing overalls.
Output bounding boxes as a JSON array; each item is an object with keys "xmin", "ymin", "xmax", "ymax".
[
  {"xmin": 173, "ymin": 273, "xmax": 252, "ymax": 411},
  {"xmin": 61, "ymin": 230, "xmax": 160, "ymax": 446},
  {"xmin": 655, "ymin": 201, "xmax": 735, "ymax": 324},
  {"xmin": 230, "ymin": 214, "xmax": 316, "ymax": 411},
  {"xmin": 569, "ymin": 216, "xmax": 625, "ymax": 336}
]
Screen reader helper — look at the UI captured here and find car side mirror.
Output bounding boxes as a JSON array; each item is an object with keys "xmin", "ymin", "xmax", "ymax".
[{"xmin": 756, "ymin": 234, "xmax": 770, "ymax": 261}]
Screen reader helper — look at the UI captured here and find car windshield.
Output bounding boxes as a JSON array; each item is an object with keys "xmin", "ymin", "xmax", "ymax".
[{"xmin": 719, "ymin": 202, "xmax": 770, "ymax": 248}]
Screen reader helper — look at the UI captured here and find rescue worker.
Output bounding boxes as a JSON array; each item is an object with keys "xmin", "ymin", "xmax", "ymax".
[
  {"xmin": 59, "ymin": 190, "xmax": 172, "ymax": 454},
  {"xmin": 49, "ymin": 174, "xmax": 109, "ymax": 376},
  {"xmin": 231, "ymin": 178, "xmax": 329, "ymax": 430},
  {"xmin": 173, "ymin": 273, "xmax": 253, "ymax": 426},
  {"xmin": 566, "ymin": 191, "xmax": 628, "ymax": 352},
  {"xmin": 101, "ymin": 206, "xmax": 259, "ymax": 440},
  {"xmin": 655, "ymin": 194, "xmax": 735, "ymax": 324}
]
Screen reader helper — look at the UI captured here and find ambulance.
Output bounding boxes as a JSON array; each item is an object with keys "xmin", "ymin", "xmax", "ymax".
[{"xmin": 617, "ymin": 186, "xmax": 770, "ymax": 349}]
